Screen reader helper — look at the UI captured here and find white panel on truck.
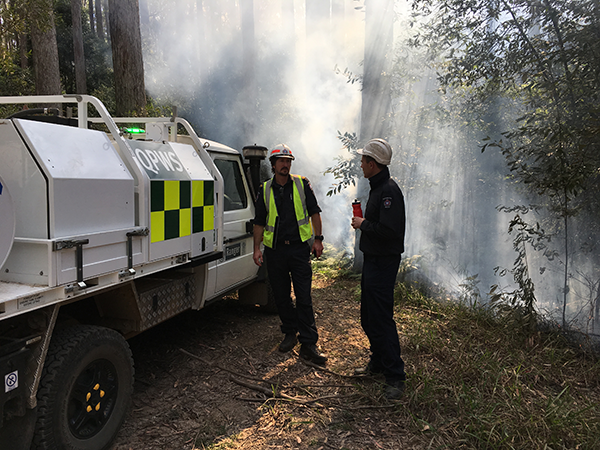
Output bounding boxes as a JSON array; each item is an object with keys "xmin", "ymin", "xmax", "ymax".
[
  {"xmin": 15, "ymin": 119, "xmax": 135, "ymax": 238},
  {"xmin": 0, "ymin": 176, "xmax": 15, "ymax": 270},
  {"xmin": 0, "ymin": 120, "xmax": 48, "ymax": 239}
]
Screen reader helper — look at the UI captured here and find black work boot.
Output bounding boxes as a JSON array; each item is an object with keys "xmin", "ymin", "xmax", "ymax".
[
  {"xmin": 384, "ymin": 380, "xmax": 406, "ymax": 400},
  {"xmin": 299, "ymin": 343, "xmax": 327, "ymax": 366},
  {"xmin": 278, "ymin": 333, "xmax": 298, "ymax": 352},
  {"xmin": 354, "ymin": 361, "xmax": 384, "ymax": 376}
]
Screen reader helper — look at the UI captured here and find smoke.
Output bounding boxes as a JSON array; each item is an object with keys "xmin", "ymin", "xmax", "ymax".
[
  {"xmin": 140, "ymin": 0, "xmax": 600, "ymax": 335},
  {"xmin": 142, "ymin": 0, "xmax": 364, "ymax": 252}
]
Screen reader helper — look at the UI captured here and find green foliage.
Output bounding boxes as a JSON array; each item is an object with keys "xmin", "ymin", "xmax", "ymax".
[
  {"xmin": 0, "ymin": 58, "xmax": 34, "ymax": 97},
  {"xmin": 311, "ymin": 244, "xmax": 356, "ymax": 280},
  {"xmin": 410, "ymin": 0, "xmax": 600, "ymax": 217},
  {"xmin": 490, "ymin": 212, "xmax": 546, "ymax": 333},
  {"xmin": 324, "ymin": 131, "xmax": 362, "ymax": 197},
  {"xmin": 0, "ymin": 1, "xmax": 35, "ymax": 101},
  {"xmin": 410, "ymin": 0, "xmax": 600, "ymax": 326}
]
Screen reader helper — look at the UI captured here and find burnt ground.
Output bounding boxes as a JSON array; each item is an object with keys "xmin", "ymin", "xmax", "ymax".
[{"xmin": 112, "ymin": 273, "xmax": 423, "ymax": 450}]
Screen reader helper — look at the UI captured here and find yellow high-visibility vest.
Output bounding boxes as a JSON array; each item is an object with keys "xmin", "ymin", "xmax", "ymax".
[{"xmin": 263, "ymin": 175, "xmax": 311, "ymax": 248}]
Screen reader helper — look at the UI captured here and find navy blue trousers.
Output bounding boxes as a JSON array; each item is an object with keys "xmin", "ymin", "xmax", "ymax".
[
  {"xmin": 361, "ymin": 253, "xmax": 406, "ymax": 383},
  {"xmin": 265, "ymin": 242, "xmax": 319, "ymax": 344}
]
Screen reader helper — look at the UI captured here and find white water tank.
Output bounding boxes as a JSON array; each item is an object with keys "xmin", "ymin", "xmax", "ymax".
[{"xmin": 0, "ymin": 176, "xmax": 15, "ymax": 270}]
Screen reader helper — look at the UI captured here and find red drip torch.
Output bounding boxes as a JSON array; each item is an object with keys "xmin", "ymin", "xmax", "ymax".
[{"xmin": 352, "ymin": 199, "xmax": 363, "ymax": 218}]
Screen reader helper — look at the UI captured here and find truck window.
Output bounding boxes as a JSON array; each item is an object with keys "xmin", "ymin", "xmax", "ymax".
[{"xmin": 214, "ymin": 158, "xmax": 248, "ymax": 211}]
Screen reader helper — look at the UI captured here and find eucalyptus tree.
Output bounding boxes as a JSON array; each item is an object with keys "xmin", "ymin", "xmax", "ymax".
[
  {"xmin": 88, "ymin": 0, "xmax": 95, "ymax": 35},
  {"xmin": 71, "ymin": 0, "xmax": 87, "ymax": 94},
  {"xmin": 361, "ymin": 0, "xmax": 394, "ymax": 141},
  {"xmin": 410, "ymin": 0, "xmax": 600, "ymax": 328},
  {"xmin": 95, "ymin": 0, "xmax": 104, "ymax": 39},
  {"xmin": 108, "ymin": 0, "xmax": 146, "ymax": 116}
]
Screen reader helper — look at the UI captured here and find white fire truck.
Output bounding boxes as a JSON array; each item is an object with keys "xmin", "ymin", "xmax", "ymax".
[{"xmin": 0, "ymin": 95, "xmax": 270, "ymax": 450}]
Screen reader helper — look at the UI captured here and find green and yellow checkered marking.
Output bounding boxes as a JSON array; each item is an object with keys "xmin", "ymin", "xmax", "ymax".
[{"xmin": 150, "ymin": 180, "xmax": 214, "ymax": 243}]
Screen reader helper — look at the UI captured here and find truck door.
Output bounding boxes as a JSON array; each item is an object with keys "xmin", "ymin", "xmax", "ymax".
[{"xmin": 211, "ymin": 155, "xmax": 256, "ymax": 294}]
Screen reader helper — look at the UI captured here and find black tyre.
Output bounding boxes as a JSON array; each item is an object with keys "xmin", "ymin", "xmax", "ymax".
[
  {"xmin": 32, "ymin": 325, "xmax": 134, "ymax": 450},
  {"xmin": 239, "ymin": 279, "xmax": 278, "ymax": 314}
]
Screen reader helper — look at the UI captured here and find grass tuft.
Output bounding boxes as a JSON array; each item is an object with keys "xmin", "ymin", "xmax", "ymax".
[{"xmin": 395, "ymin": 280, "xmax": 600, "ymax": 449}]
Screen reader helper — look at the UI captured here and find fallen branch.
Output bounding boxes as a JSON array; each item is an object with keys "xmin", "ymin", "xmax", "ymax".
[
  {"xmin": 229, "ymin": 375, "xmax": 295, "ymax": 400},
  {"xmin": 179, "ymin": 348, "xmax": 276, "ymax": 384},
  {"xmin": 231, "ymin": 376, "xmax": 359, "ymax": 407},
  {"xmin": 342, "ymin": 404, "xmax": 400, "ymax": 410},
  {"xmin": 299, "ymin": 358, "xmax": 365, "ymax": 379}
]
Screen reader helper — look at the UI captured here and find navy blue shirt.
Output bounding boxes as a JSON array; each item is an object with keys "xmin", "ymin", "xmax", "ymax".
[
  {"xmin": 359, "ymin": 166, "xmax": 405, "ymax": 256},
  {"xmin": 254, "ymin": 175, "xmax": 321, "ymax": 244}
]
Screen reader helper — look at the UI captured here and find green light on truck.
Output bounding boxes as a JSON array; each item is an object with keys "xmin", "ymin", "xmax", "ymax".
[{"xmin": 125, "ymin": 127, "xmax": 145, "ymax": 134}]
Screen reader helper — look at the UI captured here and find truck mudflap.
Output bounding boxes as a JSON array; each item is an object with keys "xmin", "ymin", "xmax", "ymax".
[
  {"xmin": 0, "ymin": 338, "xmax": 37, "ymax": 450},
  {"xmin": 0, "ymin": 336, "xmax": 36, "ymax": 427}
]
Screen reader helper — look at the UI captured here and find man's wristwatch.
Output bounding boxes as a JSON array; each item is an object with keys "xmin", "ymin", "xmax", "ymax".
[{"xmin": 314, "ymin": 235, "xmax": 324, "ymax": 241}]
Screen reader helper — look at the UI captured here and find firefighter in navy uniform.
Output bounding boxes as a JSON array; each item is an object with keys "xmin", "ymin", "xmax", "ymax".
[
  {"xmin": 253, "ymin": 144, "xmax": 327, "ymax": 365},
  {"xmin": 351, "ymin": 138, "xmax": 407, "ymax": 400}
]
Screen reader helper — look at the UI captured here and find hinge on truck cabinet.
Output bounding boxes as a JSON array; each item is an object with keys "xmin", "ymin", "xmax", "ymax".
[
  {"xmin": 53, "ymin": 239, "xmax": 89, "ymax": 289},
  {"xmin": 123, "ymin": 228, "xmax": 149, "ymax": 277}
]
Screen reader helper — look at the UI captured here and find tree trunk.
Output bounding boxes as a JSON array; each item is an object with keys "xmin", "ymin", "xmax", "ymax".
[
  {"xmin": 103, "ymin": 0, "xmax": 109, "ymax": 40},
  {"xmin": 305, "ymin": 0, "xmax": 331, "ymax": 74},
  {"xmin": 29, "ymin": 0, "xmax": 61, "ymax": 95},
  {"xmin": 360, "ymin": 0, "xmax": 394, "ymax": 140},
  {"xmin": 281, "ymin": 0, "xmax": 294, "ymax": 43},
  {"xmin": 19, "ymin": 33, "xmax": 28, "ymax": 69},
  {"xmin": 108, "ymin": 0, "xmax": 146, "ymax": 116},
  {"xmin": 71, "ymin": 0, "xmax": 87, "ymax": 94},
  {"xmin": 332, "ymin": 0, "xmax": 344, "ymax": 16},
  {"xmin": 306, "ymin": 0, "xmax": 330, "ymax": 28},
  {"xmin": 240, "ymin": 0, "xmax": 256, "ymax": 144},
  {"xmin": 303, "ymin": 0, "xmax": 330, "ymax": 102},
  {"xmin": 194, "ymin": 0, "xmax": 207, "ymax": 80},
  {"xmin": 353, "ymin": 0, "xmax": 394, "ymax": 272},
  {"xmin": 88, "ymin": 0, "xmax": 95, "ymax": 35},
  {"xmin": 96, "ymin": 0, "xmax": 105, "ymax": 39}
]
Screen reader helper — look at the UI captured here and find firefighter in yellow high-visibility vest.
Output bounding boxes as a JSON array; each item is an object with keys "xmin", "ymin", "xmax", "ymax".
[{"xmin": 252, "ymin": 144, "xmax": 326, "ymax": 365}]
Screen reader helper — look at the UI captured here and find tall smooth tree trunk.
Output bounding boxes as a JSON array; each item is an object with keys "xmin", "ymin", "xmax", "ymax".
[
  {"xmin": 19, "ymin": 33, "xmax": 28, "ymax": 69},
  {"xmin": 96, "ymin": 0, "xmax": 105, "ymax": 39},
  {"xmin": 103, "ymin": 0, "xmax": 109, "ymax": 39},
  {"xmin": 332, "ymin": 0, "xmax": 344, "ymax": 16},
  {"xmin": 30, "ymin": 0, "xmax": 61, "ymax": 95},
  {"xmin": 306, "ymin": 0, "xmax": 330, "ymax": 29},
  {"xmin": 354, "ymin": 0, "xmax": 394, "ymax": 272},
  {"xmin": 195, "ymin": 0, "xmax": 207, "ymax": 81},
  {"xmin": 71, "ymin": 0, "xmax": 87, "ymax": 94},
  {"xmin": 305, "ymin": 0, "xmax": 331, "ymax": 78},
  {"xmin": 360, "ymin": 0, "xmax": 393, "ymax": 141},
  {"xmin": 88, "ymin": 0, "xmax": 95, "ymax": 35},
  {"xmin": 240, "ymin": 0, "xmax": 256, "ymax": 144},
  {"xmin": 108, "ymin": 0, "xmax": 146, "ymax": 116},
  {"xmin": 281, "ymin": 0, "xmax": 294, "ymax": 43}
]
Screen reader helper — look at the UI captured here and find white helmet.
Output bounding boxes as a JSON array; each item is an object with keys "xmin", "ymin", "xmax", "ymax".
[
  {"xmin": 268, "ymin": 144, "xmax": 295, "ymax": 161},
  {"xmin": 357, "ymin": 138, "xmax": 392, "ymax": 165}
]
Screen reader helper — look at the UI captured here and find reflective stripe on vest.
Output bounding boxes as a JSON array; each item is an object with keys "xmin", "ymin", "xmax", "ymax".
[{"xmin": 263, "ymin": 174, "xmax": 311, "ymax": 248}]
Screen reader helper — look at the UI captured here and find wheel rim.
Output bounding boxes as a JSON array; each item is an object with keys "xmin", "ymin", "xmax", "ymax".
[{"xmin": 67, "ymin": 358, "xmax": 119, "ymax": 439}]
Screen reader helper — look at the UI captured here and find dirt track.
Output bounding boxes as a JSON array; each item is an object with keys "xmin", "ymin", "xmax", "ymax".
[{"xmin": 113, "ymin": 274, "xmax": 417, "ymax": 450}]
